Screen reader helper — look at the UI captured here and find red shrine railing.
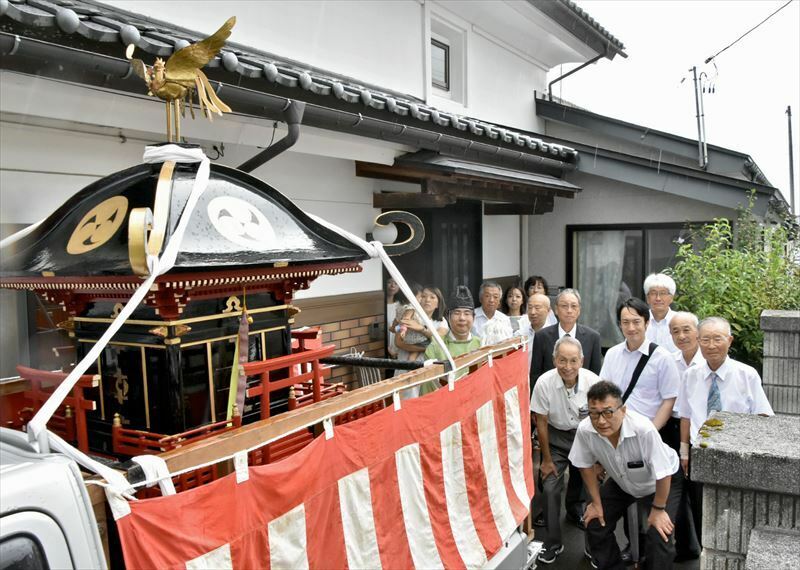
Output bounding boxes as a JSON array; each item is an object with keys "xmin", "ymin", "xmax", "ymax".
[{"xmin": 16, "ymin": 365, "xmax": 98, "ymax": 453}]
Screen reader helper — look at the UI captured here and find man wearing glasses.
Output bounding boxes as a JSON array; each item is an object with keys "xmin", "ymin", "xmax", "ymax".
[
  {"xmin": 643, "ymin": 273, "xmax": 678, "ymax": 353},
  {"xmin": 570, "ymin": 381, "xmax": 682, "ymax": 569},
  {"xmin": 530, "ymin": 336, "xmax": 600, "ymax": 564},
  {"xmin": 676, "ymin": 316, "xmax": 773, "ymax": 547}
]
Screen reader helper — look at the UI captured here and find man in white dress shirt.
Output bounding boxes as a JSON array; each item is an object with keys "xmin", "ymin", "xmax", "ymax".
[
  {"xmin": 600, "ymin": 298, "xmax": 680, "ymax": 441},
  {"xmin": 530, "ymin": 337, "xmax": 601, "ymax": 564},
  {"xmin": 570, "ymin": 381, "xmax": 682, "ymax": 570},
  {"xmin": 669, "ymin": 312, "xmax": 705, "ymax": 376},
  {"xmin": 677, "ymin": 316, "xmax": 774, "ymax": 463},
  {"xmin": 644, "ymin": 273, "xmax": 678, "ymax": 353},
  {"xmin": 600, "ymin": 298, "xmax": 681, "ymax": 564},
  {"xmin": 668, "ymin": 311, "xmax": 703, "ymax": 560},
  {"xmin": 471, "ymin": 281, "xmax": 510, "ymax": 338},
  {"xmin": 676, "ymin": 316, "xmax": 773, "ymax": 553},
  {"xmin": 515, "ymin": 293, "xmax": 551, "ymax": 371}
]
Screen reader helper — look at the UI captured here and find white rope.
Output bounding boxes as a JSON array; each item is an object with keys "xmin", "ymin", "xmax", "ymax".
[
  {"xmin": 307, "ymin": 214, "xmax": 457, "ymax": 375},
  {"xmin": 26, "ymin": 145, "xmax": 210, "ymax": 453}
]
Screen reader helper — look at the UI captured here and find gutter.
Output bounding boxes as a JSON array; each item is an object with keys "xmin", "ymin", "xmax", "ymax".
[
  {"xmin": 0, "ymin": 33, "xmax": 574, "ymax": 177},
  {"xmin": 547, "ymin": 53, "xmax": 604, "ymax": 101}
]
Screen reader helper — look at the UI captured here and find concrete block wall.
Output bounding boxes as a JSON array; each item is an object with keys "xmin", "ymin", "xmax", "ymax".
[
  {"xmin": 760, "ymin": 310, "xmax": 800, "ymax": 415},
  {"xmin": 692, "ymin": 412, "xmax": 800, "ymax": 570}
]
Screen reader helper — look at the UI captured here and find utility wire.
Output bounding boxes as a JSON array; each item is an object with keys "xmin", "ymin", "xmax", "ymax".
[{"xmin": 705, "ymin": 0, "xmax": 793, "ymax": 63}]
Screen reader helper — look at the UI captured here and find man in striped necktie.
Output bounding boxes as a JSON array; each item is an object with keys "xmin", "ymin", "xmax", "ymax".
[{"xmin": 675, "ymin": 316, "xmax": 774, "ymax": 548}]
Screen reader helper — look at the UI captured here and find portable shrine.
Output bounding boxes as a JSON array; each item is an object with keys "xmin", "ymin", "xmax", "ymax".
[{"xmin": 0, "ymin": 152, "xmax": 371, "ymax": 455}]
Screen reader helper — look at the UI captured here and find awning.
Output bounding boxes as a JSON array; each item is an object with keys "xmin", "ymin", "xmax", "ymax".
[{"xmin": 357, "ymin": 151, "xmax": 581, "ymax": 215}]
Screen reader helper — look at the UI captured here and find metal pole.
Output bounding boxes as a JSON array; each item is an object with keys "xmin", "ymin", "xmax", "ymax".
[
  {"xmin": 787, "ymin": 106, "xmax": 796, "ymax": 216},
  {"xmin": 691, "ymin": 66, "xmax": 706, "ymax": 168}
]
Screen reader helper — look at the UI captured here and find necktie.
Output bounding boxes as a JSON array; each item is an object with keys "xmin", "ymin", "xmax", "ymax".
[{"xmin": 707, "ymin": 372, "xmax": 722, "ymax": 415}]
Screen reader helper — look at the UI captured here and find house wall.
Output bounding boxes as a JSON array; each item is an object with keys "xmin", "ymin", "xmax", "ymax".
[
  {"xmin": 483, "ymin": 213, "xmax": 521, "ymax": 279},
  {"xmin": 527, "ymin": 173, "xmax": 737, "ymax": 288},
  {"xmin": 102, "ymin": 0, "xmax": 591, "ymax": 136}
]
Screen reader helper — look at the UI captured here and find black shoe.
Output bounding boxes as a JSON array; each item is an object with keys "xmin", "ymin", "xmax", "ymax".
[
  {"xmin": 584, "ymin": 547, "xmax": 598, "ymax": 569},
  {"xmin": 620, "ymin": 546, "xmax": 644, "ymax": 566},
  {"xmin": 537, "ymin": 544, "xmax": 564, "ymax": 564}
]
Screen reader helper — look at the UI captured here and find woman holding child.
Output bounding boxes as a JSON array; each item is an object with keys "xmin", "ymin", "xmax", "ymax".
[{"xmin": 394, "ymin": 285, "xmax": 448, "ymax": 397}]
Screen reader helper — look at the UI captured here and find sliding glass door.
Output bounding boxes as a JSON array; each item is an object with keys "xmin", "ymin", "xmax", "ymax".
[{"xmin": 569, "ymin": 224, "xmax": 695, "ymax": 348}]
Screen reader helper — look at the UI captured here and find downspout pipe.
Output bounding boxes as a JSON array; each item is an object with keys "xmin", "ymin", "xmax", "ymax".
[
  {"xmin": 237, "ymin": 100, "xmax": 306, "ymax": 173},
  {"xmin": 548, "ymin": 53, "xmax": 604, "ymax": 101}
]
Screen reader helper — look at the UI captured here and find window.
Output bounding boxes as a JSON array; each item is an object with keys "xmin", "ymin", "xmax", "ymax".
[
  {"xmin": 431, "ymin": 39, "xmax": 449, "ymax": 91},
  {"xmin": 0, "ymin": 534, "xmax": 49, "ymax": 570},
  {"xmin": 430, "ymin": 15, "xmax": 466, "ymax": 104},
  {"xmin": 567, "ymin": 223, "xmax": 702, "ymax": 347}
]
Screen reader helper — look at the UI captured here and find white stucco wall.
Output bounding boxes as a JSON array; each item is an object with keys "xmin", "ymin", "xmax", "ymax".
[
  {"xmin": 527, "ymin": 173, "xmax": 737, "ymax": 287},
  {"xmin": 101, "ymin": 0, "xmax": 588, "ymax": 135},
  {"xmin": 482, "ymin": 212, "xmax": 521, "ymax": 279},
  {"xmin": 104, "ymin": 0, "xmax": 426, "ymax": 98}
]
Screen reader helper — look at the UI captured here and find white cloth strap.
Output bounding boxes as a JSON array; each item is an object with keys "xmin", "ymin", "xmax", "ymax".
[
  {"xmin": 308, "ymin": 214, "xmax": 457, "ymax": 375},
  {"xmin": 132, "ymin": 454, "xmax": 177, "ymax": 496},
  {"xmin": 27, "ymin": 145, "xmax": 210, "ymax": 476}
]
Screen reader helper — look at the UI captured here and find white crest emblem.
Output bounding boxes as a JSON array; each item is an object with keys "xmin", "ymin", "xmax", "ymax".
[{"xmin": 207, "ymin": 196, "xmax": 276, "ymax": 250}]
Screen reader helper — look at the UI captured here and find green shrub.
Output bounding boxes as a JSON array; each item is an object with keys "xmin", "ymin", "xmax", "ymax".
[{"xmin": 668, "ymin": 195, "xmax": 800, "ymax": 369}]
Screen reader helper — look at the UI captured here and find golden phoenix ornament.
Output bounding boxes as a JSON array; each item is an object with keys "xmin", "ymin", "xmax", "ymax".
[{"xmin": 126, "ymin": 16, "xmax": 236, "ymax": 142}]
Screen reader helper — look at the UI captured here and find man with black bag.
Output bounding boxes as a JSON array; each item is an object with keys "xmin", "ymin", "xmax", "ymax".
[{"xmin": 597, "ymin": 297, "xmax": 680, "ymax": 564}]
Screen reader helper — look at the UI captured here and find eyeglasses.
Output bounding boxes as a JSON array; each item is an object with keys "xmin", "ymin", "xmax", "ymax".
[
  {"xmin": 588, "ymin": 406, "xmax": 621, "ymax": 420},
  {"xmin": 647, "ymin": 289, "xmax": 673, "ymax": 298},
  {"xmin": 699, "ymin": 335, "xmax": 729, "ymax": 346}
]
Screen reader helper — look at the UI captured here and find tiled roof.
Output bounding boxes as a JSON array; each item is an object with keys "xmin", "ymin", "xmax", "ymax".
[
  {"xmin": 557, "ymin": 0, "xmax": 625, "ymax": 53},
  {"xmin": 0, "ymin": 0, "xmax": 579, "ymax": 161}
]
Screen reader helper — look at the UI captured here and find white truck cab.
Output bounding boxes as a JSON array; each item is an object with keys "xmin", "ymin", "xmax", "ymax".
[{"xmin": 0, "ymin": 428, "xmax": 106, "ymax": 570}]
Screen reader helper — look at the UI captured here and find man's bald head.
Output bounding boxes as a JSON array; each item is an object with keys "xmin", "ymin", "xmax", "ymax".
[{"xmin": 527, "ymin": 294, "xmax": 551, "ymax": 331}]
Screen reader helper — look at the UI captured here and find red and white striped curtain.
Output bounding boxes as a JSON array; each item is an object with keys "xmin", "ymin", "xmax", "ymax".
[{"xmin": 117, "ymin": 348, "xmax": 534, "ymax": 569}]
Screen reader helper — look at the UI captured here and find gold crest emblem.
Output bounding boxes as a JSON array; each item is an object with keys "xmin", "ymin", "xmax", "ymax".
[{"xmin": 66, "ymin": 196, "xmax": 129, "ymax": 255}]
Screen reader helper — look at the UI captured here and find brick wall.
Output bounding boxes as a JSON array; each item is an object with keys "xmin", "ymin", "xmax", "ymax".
[{"xmin": 294, "ymin": 291, "xmax": 386, "ymax": 390}]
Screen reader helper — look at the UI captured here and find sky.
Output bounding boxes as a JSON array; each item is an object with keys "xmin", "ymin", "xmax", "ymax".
[{"xmin": 553, "ymin": 0, "xmax": 800, "ymax": 215}]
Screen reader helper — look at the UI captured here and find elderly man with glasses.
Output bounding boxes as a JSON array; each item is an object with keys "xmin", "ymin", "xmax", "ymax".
[
  {"xmin": 570, "ymin": 381, "xmax": 683, "ymax": 570},
  {"xmin": 643, "ymin": 273, "xmax": 678, "ymax": 353},
  {"xmin": 676, "ymin": 316, "xmax": 773, "ymax": 551}
]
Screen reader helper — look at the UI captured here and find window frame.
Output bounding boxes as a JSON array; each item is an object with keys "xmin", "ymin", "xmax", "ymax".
[
  {"xmin": 430, "ymin": 38, "xmax": 450, "ymax": 92},
  {"xmin": 565, "ymin": 221, "xmax": 714, "ymax": 288}
]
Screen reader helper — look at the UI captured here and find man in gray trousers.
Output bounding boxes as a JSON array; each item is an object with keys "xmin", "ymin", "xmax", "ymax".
[{"xmin": 530, "ymin": 336, "xmax": 601, "ymax": 564}]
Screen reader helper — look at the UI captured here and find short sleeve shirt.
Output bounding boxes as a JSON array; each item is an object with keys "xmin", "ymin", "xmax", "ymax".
[
  {"xmin": 600, "ymin": 341, "xmax": 680, "ymax": 420},
  {"xmin": 569, "ymin": 410, "xmax": 679, "ymax": 498},
  {"xmin": 530, "ymin": 368, "xmax": 601, "ymax": 431}
]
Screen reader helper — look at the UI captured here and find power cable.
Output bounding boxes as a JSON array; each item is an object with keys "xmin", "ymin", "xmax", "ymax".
[{"xmin": 705, "ymin": 0, "xmax": 793, "ymax": 64}]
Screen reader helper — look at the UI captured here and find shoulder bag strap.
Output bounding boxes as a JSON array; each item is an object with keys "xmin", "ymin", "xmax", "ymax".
[{"xmin": 621, "ymin": 342, "xmax": 659, "ymax": 403}]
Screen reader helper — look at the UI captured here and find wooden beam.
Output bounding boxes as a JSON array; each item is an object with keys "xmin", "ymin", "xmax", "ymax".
[
  {"xmin": 426, "ymin": 179, "xmax": 556, "ymax": 205},
  {"xmin": 484, "ymin": 203, "xmax": 537, "ymax": 215},
  {"xmin": 158, "ymin": 339, "xmax": 521, "ymax": 473},
  {"xmin": 373, "ymin": 191, "xmax": 455, "ymax": 208}
]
